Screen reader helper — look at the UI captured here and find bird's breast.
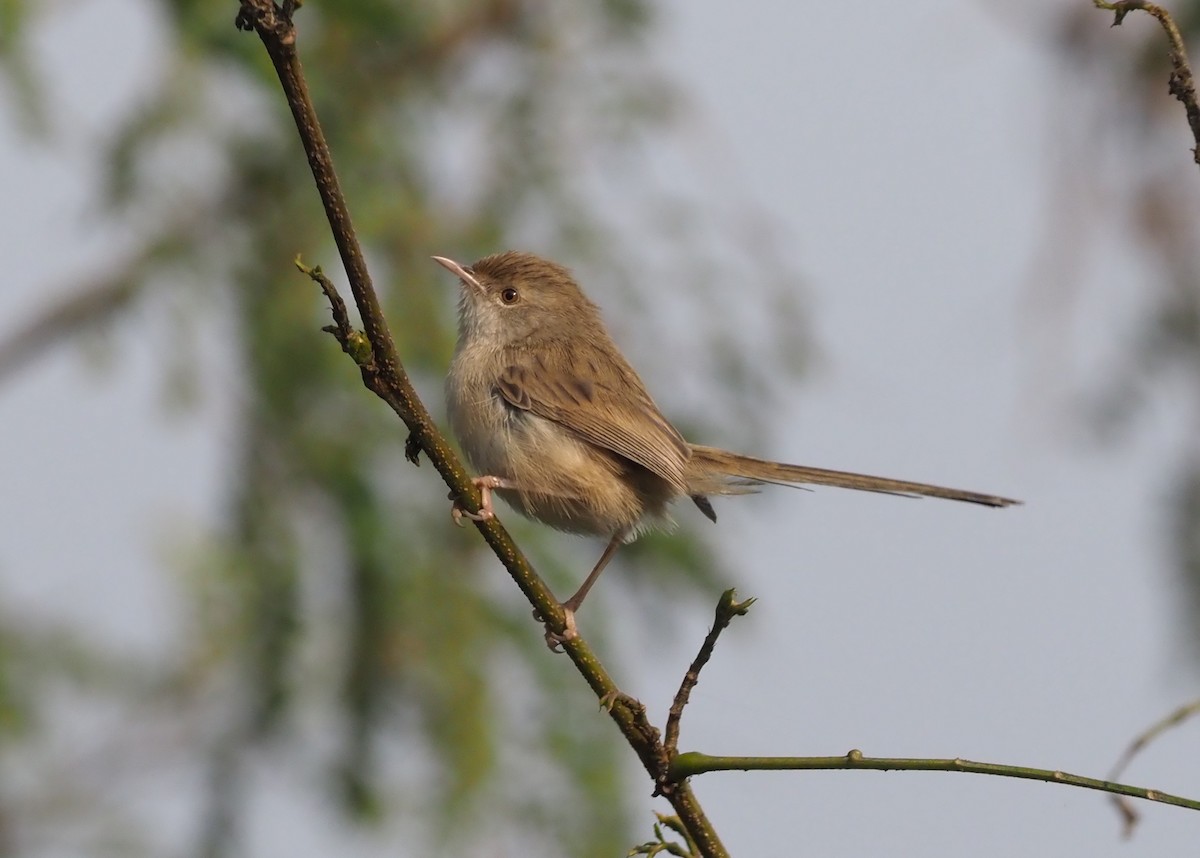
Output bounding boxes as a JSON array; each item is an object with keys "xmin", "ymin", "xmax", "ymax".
[{"xmin": 445, "ymin": 348, "xmax": 677, "ymax": 536}]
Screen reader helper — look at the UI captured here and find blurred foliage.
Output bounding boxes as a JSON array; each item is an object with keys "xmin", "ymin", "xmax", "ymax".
[
  {"xmin": 1052, "ymin": 2, "xmax": 1200, "ymax": 662},
  {"xmin": 0, "ymin": 1, "xmax": 805, "ymax": 856}
]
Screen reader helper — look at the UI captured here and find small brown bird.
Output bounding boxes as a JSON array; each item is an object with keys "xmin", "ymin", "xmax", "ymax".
[{"xmin": 434, "ymin": 251, "xmax": 1019, "ymax": 644}]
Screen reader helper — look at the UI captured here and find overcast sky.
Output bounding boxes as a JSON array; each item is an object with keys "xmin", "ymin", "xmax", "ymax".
[{"xmin": 3, "ymin": 1, "xmax": 1198, "ymax": 855}]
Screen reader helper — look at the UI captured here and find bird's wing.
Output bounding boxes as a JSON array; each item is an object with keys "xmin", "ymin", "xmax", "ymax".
[{"xmin": 495, "ymin": 339, "xmax": 690, "ymax": 493}]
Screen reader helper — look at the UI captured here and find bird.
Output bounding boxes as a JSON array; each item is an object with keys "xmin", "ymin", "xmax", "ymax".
[{"xmin": 433, "ymin": 251, "xmax": 1019, "ymax": 645}]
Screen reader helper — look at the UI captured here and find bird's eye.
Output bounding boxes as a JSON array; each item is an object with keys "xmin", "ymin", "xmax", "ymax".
[{"xmin": 500, "ymin": 287, "xmax": 519, "ymax": 304}]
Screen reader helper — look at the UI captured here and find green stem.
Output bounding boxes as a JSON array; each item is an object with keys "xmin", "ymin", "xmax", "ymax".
[{"xmin": 671, "ymin": 750, "xmax": 1200, "ymax": 812}]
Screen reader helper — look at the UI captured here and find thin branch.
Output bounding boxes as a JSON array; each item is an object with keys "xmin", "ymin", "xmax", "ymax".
[
  {"xmin": 663, "ymin": 590, "xmax": 754, "ymax": 756},
  {"xmin": 1106, "ymin": 698, "xmax": 1200, "ymax": 837},
  {"xmin": 669, "ymin": 749, "xmax": 1200, "ymax": 813},
  {"xmin": 233, "ymin": 0, "xmax": 549, "ymax": 629},
  {"xmin": 234, "ymin": 4, "xmax": 729, "ymax": 856},
  {"xmin": 629, "ymin": 812, "xmax": 700, "ymax": 857},
  {"xmin": 1094, "ymin": 0, "xmax": 1200, "ymax": 166},
  {"xmin": 293, "ymin": 258, "xmax": 372, "ymax": 365}
]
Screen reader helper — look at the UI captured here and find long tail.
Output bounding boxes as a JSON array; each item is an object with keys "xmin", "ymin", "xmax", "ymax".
[{"xmin": 686, "ymin": 445, "xmax": 1020, "ymax": 508}]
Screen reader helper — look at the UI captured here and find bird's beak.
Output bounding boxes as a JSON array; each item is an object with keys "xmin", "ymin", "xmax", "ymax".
[{"xmin": 432, "ymin": 255, "xmax": 483, "ymax": 293}]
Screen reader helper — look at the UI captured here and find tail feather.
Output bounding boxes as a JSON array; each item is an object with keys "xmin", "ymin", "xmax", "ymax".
[{"xmin": 686, "ymin": 445, "xmax": 1020, "ymax": 508}]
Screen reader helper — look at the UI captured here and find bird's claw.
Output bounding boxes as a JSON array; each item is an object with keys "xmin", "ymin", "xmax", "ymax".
[
  {"xmin": 449, "ymin": 475, "xmax": 507, "ymax": 526},
  {"xmin": 536, "ymin": 605, "xmax": 578, "ymax": 652},
  {"xmin": 450, "ymin": 498, "xmax": 493, "ymax": 527}
]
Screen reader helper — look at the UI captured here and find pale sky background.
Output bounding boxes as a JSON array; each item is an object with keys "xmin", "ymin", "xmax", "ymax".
[{"xmin": 3, "ymin": 1, "xmax": 1199, "ymax": 856}]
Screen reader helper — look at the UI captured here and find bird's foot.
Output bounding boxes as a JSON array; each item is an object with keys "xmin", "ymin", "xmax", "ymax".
[
  {"xmin": 535, "ymin": 605, "xmax": 578, "ymax": 652},
  {"xmin": 450, "ymin": 475, "xmax": 510, "ymax": 526}
]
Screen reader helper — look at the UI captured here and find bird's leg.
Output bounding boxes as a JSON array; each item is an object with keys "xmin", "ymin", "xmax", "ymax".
[
  {"xmin": 544, "ymin": 531, "xmax": 626, "ymax": 650},
  {"xmin": 450, "ymin": 475, "xmax": 515, "ymax": 526},
  {"xmin": 562, "ymin": 533, "xmax": 625, "ymax": 614}
]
